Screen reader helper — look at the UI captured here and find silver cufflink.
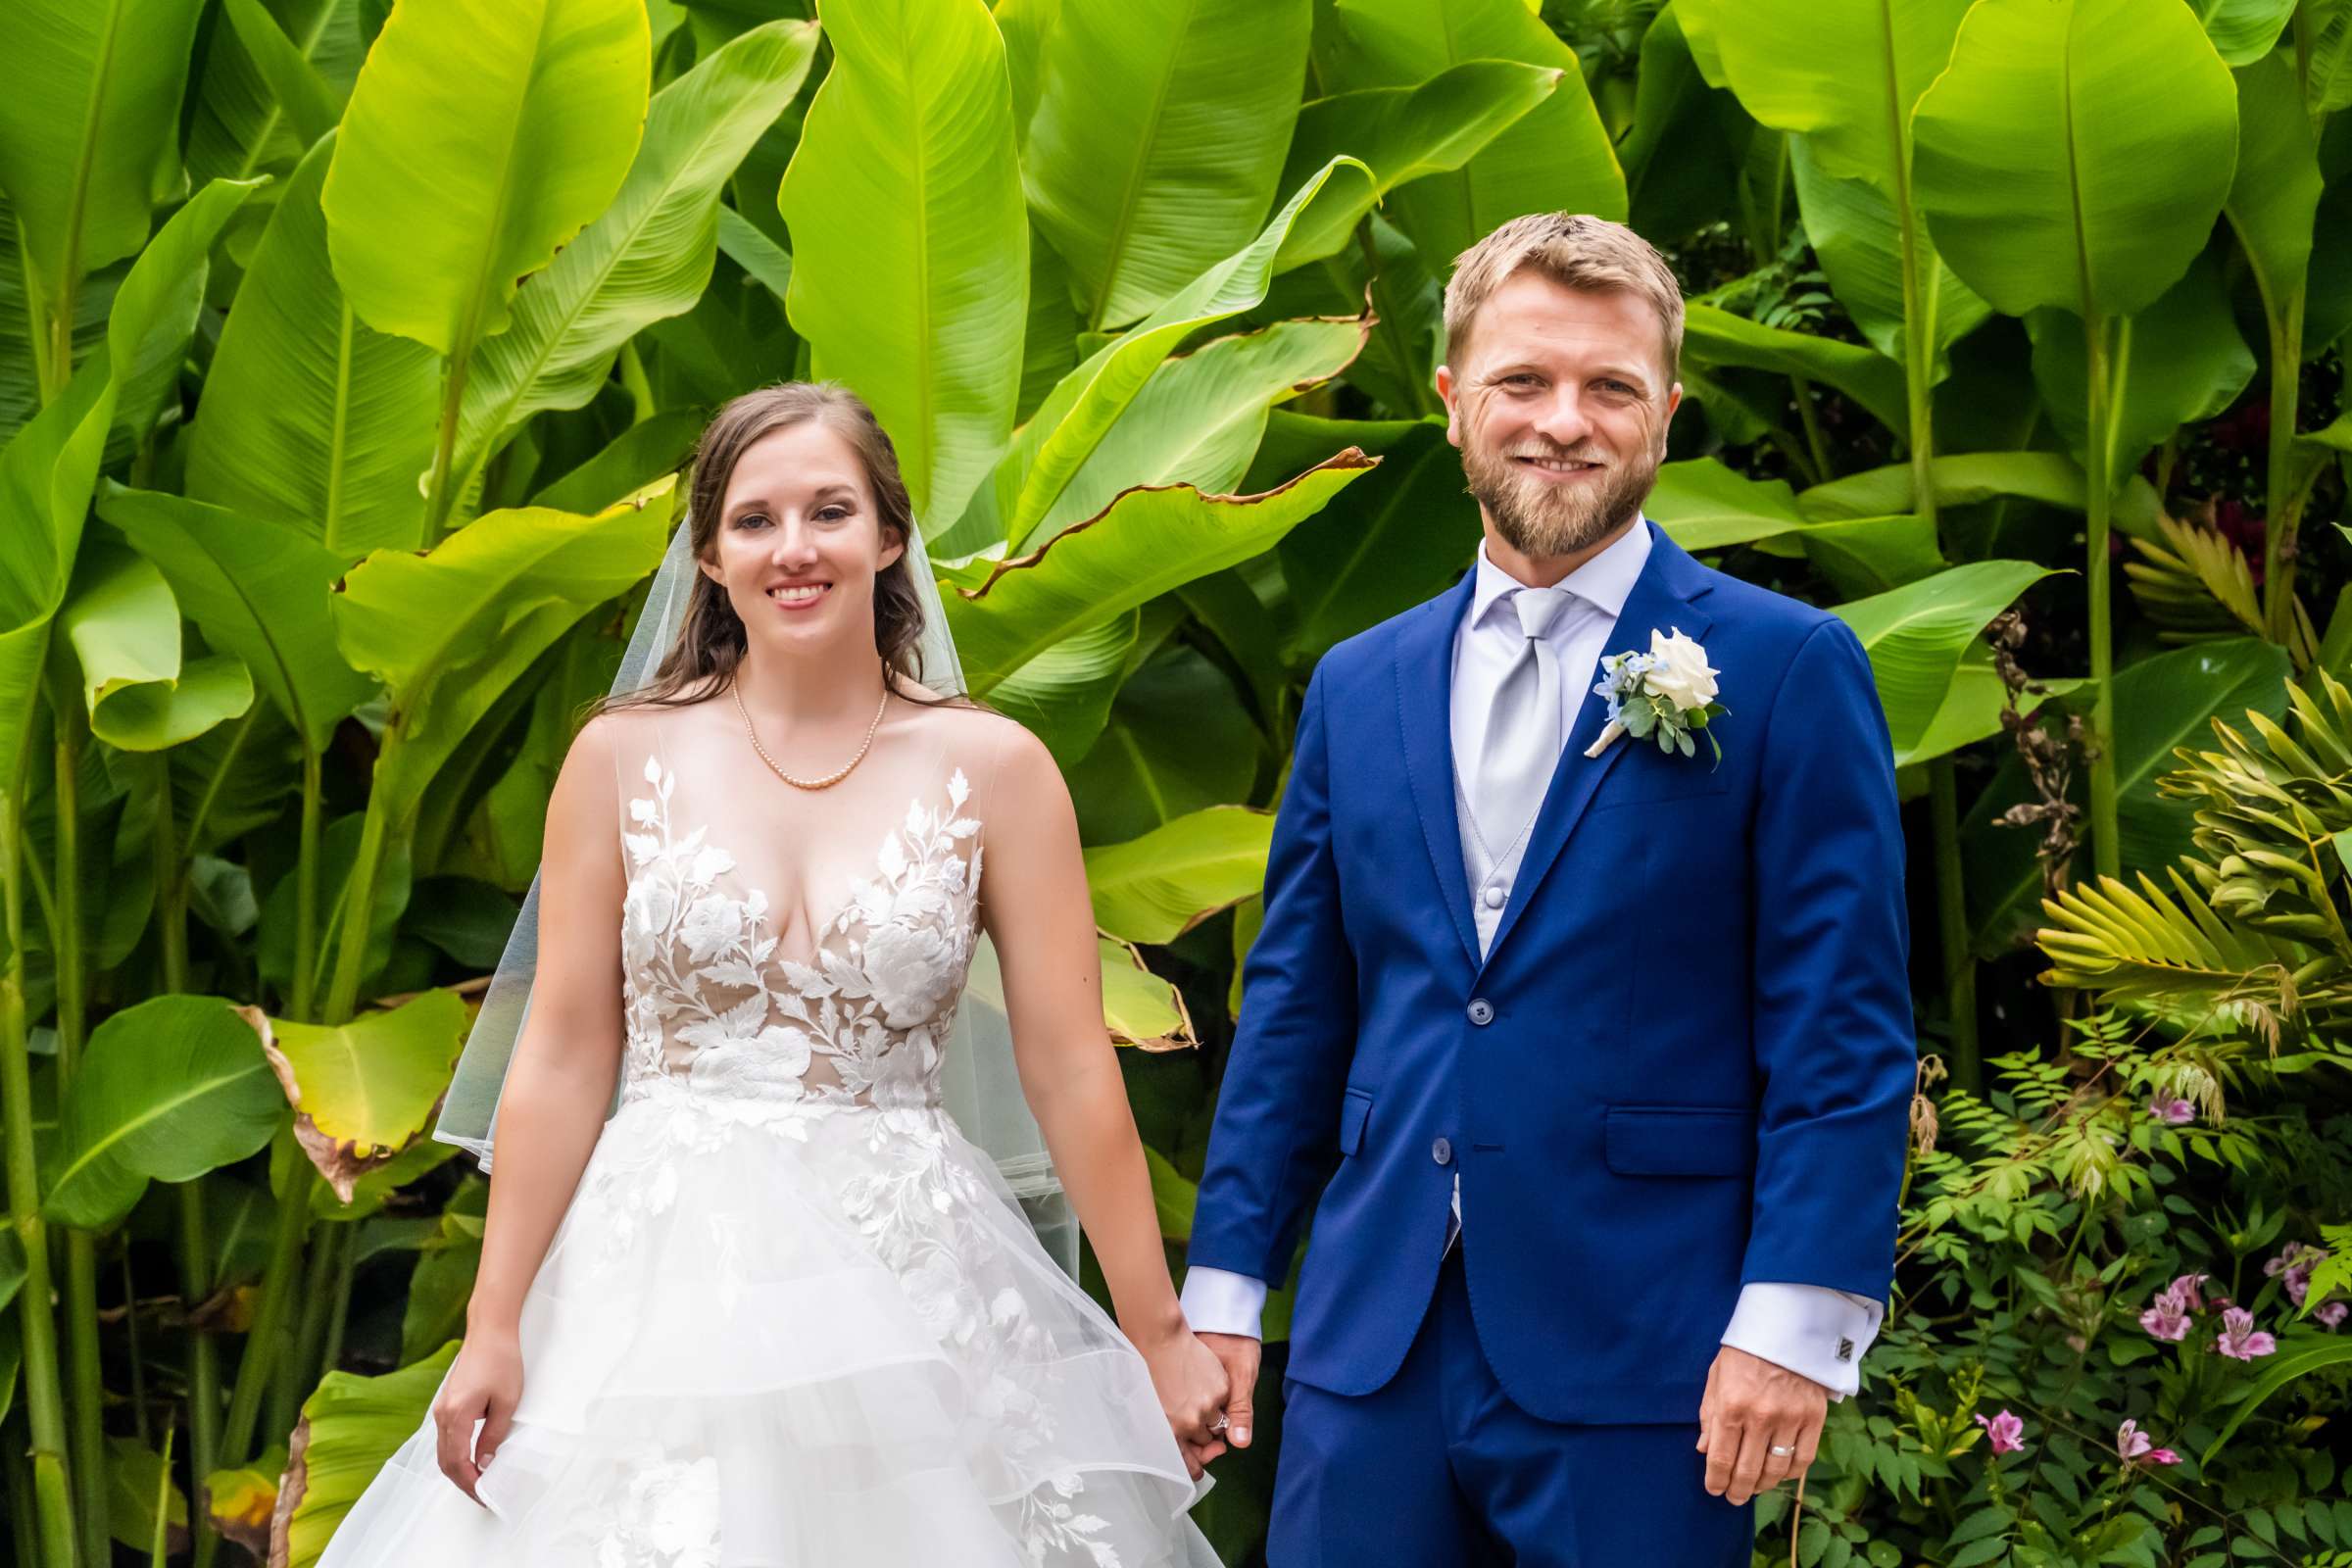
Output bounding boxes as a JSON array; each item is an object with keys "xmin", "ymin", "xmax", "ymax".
[{"xmin": 1837, "ymin": 1338, "xmax": 1854, "ymax": 1361}]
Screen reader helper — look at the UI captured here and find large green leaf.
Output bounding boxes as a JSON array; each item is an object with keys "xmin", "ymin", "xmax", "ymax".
[
  {"xmin": 455, "ymin": 20, "xmax": 820, "ymax": 494},
  {"xmin": 1273, "ymin": 416, "xmax": 1480, "ymax": 663},
  {"xmin": 2027, "ymin": 251, "xmax": 2253, "ymax": 497},
  {"xmin": 1645, "ymin": 458, "xmax": 1804, "ymax": 550},
  {"xmin": 277, "ymin": 1343, "xmax": 461, "ymax": 1568},
  {"xmin": 57, "ymin": 542, "xmax": 255, "ymax": 752},
  {"xmin": 39, "ymin": 996, "xmax": 282, "ymax": 1230},
  {"xmin": 1896, "ymin": 642, "xmax": 2082, "ymax": 772},
  {"xmin": 946, "ymin": 451, "xmax": 1374, "ymax": 691},
  {"xmin": 187, "ymin": 0, "xmax": 367, "ymax": 183},
  {"xmin": 97, "ymin": 484, "xmax": 374, "ymax": 752},
  {"xmin": 1085, "ymin": 806, "xmax": 1274, "ymax": 944},
  {"xmin": 1023, "ymin": 0, "xmax": 1309, "ymax": 329},
  {"xmin": 2202, "ymin": 1336, "xmax": 2352, "ymax": 1461},
  {"xmin": 321, "ymin": 0, "xmax": 651, "ymax": 356},
  {"xmin": 105, "ymin": 1435, "xmax": 188, "ymax": 1554},
  {"xmin": 257, "ymin": 988, "xmax": 468, "ymax": 1203},
  {"xmin": 187, "ymin": 134, "xmax": 439, "ymax": 557},
  {"xmin": 329, "ymin": 483, "xmax": 676, "ymax": 828},
  {"xmin": 1788, "ymin": 135, "xmax": 1988, "ymax": 380},
  {"xmin": 2192, "ymin": 0, "xmax": 2297, "ymax": 65},
  {"xmin": 2225, "ymin": 52, "xmax": 2323, "ymax": 350},
  {"xmin": 1068, "ymin": 642, "xmax": 1261, "ymax": 845},
  {"xmin": 1830, "ymin": 561, "xmax": 2057, "ymax": 758},
  {"xmin": 0, "ymin": 0, "xmax": 206, "ymax": 334},
  {"xmin": 0, "ymin": 180, "xmax": 258, "ymax": 799},
  {"xmin": 779, "ymin": 0, "xmax": 1025, "ymax": 524},
  {"xmin": 1677, "ymin": 0, "xmax": 1967, "ymax": 192},
  {"xmin": 1313, "ymin": 0, "xmax": 1626, "ymax": 266},
  {"xmin": 1962, "ymin": 638, "xmax": 2293, "ymax": 952},
  {"xmin": 1910, "ymin": 0, "xmax": 2238, "ymax": 322},
  {"xmin": 1797, "ymin": 450, "xmax": 2166, "ymax": 543},
  {"xmin": 1681, "ymin": 302, "xmax": 1911, "ymax": 434},
  {"xmin": 988, "ymin": 612, "xmax": 1139, "ymax": 769},
  {"xmin": 942, "ymin": 156, "xmax": 1371, "ymax": 558},
  {"xmin": 1029, "ymin": 314, "xmax": 1368, "ymax": 548},
  {"xmin": 1619, "ymin": 7, "xmax": 1750, "ymax": 245},
  {"xmin": 1273, "ymin": 61, "xmax": 1565, "ymax": 269}
]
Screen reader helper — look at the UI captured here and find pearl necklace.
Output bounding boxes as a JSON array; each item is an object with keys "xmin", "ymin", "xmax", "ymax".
[{"xmin": 731, "ymin": 679, "xmax": 891, "ymax": 791}]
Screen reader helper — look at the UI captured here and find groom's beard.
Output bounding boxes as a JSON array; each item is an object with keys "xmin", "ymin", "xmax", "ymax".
[{"xmin": 1461, "ymin": 437, "xmax": 1658, "ymax": 561}]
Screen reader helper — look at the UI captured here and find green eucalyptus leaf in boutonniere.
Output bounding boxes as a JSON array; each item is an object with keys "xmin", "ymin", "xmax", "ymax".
[{"xmin": 1584, "ymin": 627, "xmax": 1729, "ymax": 763}]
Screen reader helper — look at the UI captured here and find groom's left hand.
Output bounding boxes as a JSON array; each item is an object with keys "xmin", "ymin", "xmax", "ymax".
[{"xmin": 1696, "ymin": 1346, "xmax": 1827, "ymax": 1505}]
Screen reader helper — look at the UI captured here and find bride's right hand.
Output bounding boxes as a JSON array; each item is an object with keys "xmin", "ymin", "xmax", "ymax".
[{"xmin": 431, "ymin": 1329, "xmax": 523, "ymax": 1504}]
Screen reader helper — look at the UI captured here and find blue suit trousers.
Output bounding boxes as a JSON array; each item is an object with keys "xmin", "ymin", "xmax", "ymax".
[{"xmin": 1269, "ymin": 1248, "xmax": 1755, "ymax": 1568}]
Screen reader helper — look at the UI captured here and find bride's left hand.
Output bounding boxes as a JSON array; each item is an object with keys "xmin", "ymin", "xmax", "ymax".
[{"xmin": 1133, "ymin": 1321, "xmax": 1232, "ymax": 1478}]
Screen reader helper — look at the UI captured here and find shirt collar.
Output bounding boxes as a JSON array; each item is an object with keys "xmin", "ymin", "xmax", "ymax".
[{"xmin": 1468, "ymin": 515, "xmax": 1653, "ymax": 630}]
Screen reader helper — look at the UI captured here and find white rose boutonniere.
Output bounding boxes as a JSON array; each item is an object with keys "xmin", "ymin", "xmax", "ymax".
[{"xmin": 1584, "ymin": 626, "xmax": 1729, "ymax": 761}]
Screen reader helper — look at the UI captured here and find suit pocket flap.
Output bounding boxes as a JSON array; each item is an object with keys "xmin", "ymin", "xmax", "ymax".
[
  {"xmin": 1604, "ymin": 1105, "xmax": 1752, "ymax": 1177},
  {"xmin": 1338, "ymin": 1089, "xmax": 1372, "ymax": 1156}
]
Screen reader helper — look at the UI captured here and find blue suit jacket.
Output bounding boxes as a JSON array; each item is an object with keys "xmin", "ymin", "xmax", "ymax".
[{"xmin": 1186, "ymin": 520, "xmax": 1916, "ymax": 1425}]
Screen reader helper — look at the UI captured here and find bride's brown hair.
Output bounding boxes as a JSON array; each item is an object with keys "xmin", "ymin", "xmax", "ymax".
[{"xmin": 594, "ymin": 381, "xmax": 959, "ymax": 716}]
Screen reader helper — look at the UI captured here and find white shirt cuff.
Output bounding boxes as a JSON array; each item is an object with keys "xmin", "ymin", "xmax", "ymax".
[
  {"xmin": 1719, "ymin": 1282, "xmax": 1882, "ymax": 1399},
  {"xmin": 1179, "ymin": 1265, "xmax": 1269, "ymax": 1340}
]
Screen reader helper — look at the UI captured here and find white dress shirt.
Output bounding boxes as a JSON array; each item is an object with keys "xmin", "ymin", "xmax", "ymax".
[{"xmin": 1180, "ymin": 520, "xmax": 1884, "ymax": 1397}]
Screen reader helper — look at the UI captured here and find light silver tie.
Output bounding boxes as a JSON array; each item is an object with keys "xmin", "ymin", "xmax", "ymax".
[{"xmin": 1472, "ymin": 586, "xmax": 1574, "ymax": 853}]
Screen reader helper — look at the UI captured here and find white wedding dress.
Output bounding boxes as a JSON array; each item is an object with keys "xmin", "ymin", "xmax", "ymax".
[{"xmin": 319, "ymin": 700, "xmax": 1219, "ymax": 1567}]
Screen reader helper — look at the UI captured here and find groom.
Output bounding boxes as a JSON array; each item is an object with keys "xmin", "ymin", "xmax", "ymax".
[{"xmin": 1180, "ymin": 214, "xmax": 1915, "ymax": 1563}]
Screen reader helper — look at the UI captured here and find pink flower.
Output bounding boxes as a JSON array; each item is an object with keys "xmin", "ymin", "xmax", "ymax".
[
  {"xmin": 2214, "ymin": 1306, "xmax": 2278, "ymax": 1360},
  {"xmin": 2140, "ymin": 1298, "xmax": 2189, "ymax": 1341},
  {"xmin": 2266, "ymin": 1243, "xmax": 2325, "ymax": 1306},
  {"xmin": 1976, "ymin": 1409, "xmax": 2026, "ymax": 1455},
  {"xmin": 2116, "ymin": 1419, "xmax": 2180, "ymax": 1466},
  {"xmin": 2139, "ymin": 1272, "xmax": 2208, "ymax": 1341},
  {"xmin": 2318, "ymin": 1301, "xmax": 2348, "ymax": 1329},
  {"xmin": 2147, "ymin": 1095, "xmax": 2196, "ymax": 1125}
]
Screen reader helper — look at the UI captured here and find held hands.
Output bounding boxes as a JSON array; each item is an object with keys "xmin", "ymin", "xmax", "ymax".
[
  {"xmin": 431, "ymin": 1329, "xmax": 523, "ymax": 1504},
  {"xmin": 1696, "ymin": 1345, "xmax": 1828, "ymax": 1505},
  {"xmin": 1197, "ymin": 1332, "xmax": 1259, "ymax": 1454},
  {"xmin": 1133, "ymin": 1319, "xmax": 1236, "ymax": 1480}
]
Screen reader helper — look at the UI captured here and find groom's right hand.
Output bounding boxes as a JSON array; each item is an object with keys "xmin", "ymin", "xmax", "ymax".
[{"xmin": 1198, "ymin": 1333, "xmax": 1260, "ymax": 1449}]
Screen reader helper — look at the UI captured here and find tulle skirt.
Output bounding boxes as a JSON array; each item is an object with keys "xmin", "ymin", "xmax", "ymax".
[{"xmin": 318, "ymin": 1078, "xmax": 1220, "ymax": 1566}]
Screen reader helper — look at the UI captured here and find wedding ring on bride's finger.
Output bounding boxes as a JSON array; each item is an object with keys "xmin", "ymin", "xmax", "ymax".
[{"xmin": 1210, "ymin": 1414, "xmax": 1230, "ymax": 1435}]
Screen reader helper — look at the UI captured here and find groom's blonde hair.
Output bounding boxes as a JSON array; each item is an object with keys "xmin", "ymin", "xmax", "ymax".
[{"xmin": 1442, "ymin": 213, "xmax": 1684, "ymax": 381}]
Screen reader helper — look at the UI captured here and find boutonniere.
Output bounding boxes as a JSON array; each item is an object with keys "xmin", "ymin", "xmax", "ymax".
[{"xmin": 1584, "ymin": 626, "xmax": 1729, "ymax": 761}]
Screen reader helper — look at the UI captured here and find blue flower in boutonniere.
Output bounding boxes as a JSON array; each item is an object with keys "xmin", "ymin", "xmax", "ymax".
[{"xmin": 1584, "ymin": 627, "xmax": 1729, "ymax": 762}]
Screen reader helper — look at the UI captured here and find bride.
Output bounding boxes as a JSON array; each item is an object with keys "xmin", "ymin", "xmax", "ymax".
[{"xmin": 317, "ymin": 382, "xmax": 1230, "ymax": 1566}]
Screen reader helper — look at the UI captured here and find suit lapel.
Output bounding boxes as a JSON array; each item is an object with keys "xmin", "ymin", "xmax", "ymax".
[
  {"xmin": 1394, "ymin": 573, "xmax": 1481, "ymax": 970},
  {"xmin": 1481, "ymin": 520, "xmax": 1716, "ymax": 968}
]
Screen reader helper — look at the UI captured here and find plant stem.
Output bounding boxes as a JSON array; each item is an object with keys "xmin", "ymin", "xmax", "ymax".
[
  {"xmin": 277, "ymin": 1220, "xmax": 343, "ymax": 1438},
  {"xmin": 153, "ymin": 753, "xmax": 220, "ymax": 1557},
  {"xmin": 1791, "ymin": 374, "xmax": 1833, "ymax": 482},
  {"xmin": 122, "ymin": 1251, "xmax": 149, "ymax": 1444},
  {"xmin": 217, "ymin": 1139, "xmax": 313, "ymax": 1470},
  {"xmin": 46, "ymin": 665, "xmax": 108, "ymax": 1568},
  {"xmin": 321, "ymin": 766, "xmax": 398, "ymax": 1028},
  {"xmin": 292, "ymin": 746, "xmax": 322, "ymax": 1025},
  {"xmin": 2082, "ymin": 312, "xmax": 2123, "ymax": 880},
  {"xmin": 2261, "ymin": 295, "xmax": 2308, "ymax": 645},
  {"xmin": 322, "ymin": 1226, "xmax": 357, "ymax": 1374},
  {"xmin": 1929, "ymin": 758, "xmax": 1979, "ymax": 1094},
  {"xmin": 2, "ymin": 715, "xmax": 79, "ymax": 1568},
  {"xmin": 1889, "ymin": 147, "xmax": 1975, "ymax": 1079},
  {"xmin": 421, "ymin": 350, "xmax": 475, "ymax": 543}
]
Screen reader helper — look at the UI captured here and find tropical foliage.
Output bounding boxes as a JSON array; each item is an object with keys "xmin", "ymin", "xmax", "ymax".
[{"xmin": 1, "ymin": 0, "xmax": 2348, "ymax": 1565}]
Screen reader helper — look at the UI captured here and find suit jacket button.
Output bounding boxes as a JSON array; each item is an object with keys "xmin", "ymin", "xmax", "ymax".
[
  {"xmin": 1432, "ymin": 1137, "xmax": 1454, "ymax": 1166},
  {"xmin": 1467, "ymin": 999, "xmax": 1494, "ymax": 1025}
]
